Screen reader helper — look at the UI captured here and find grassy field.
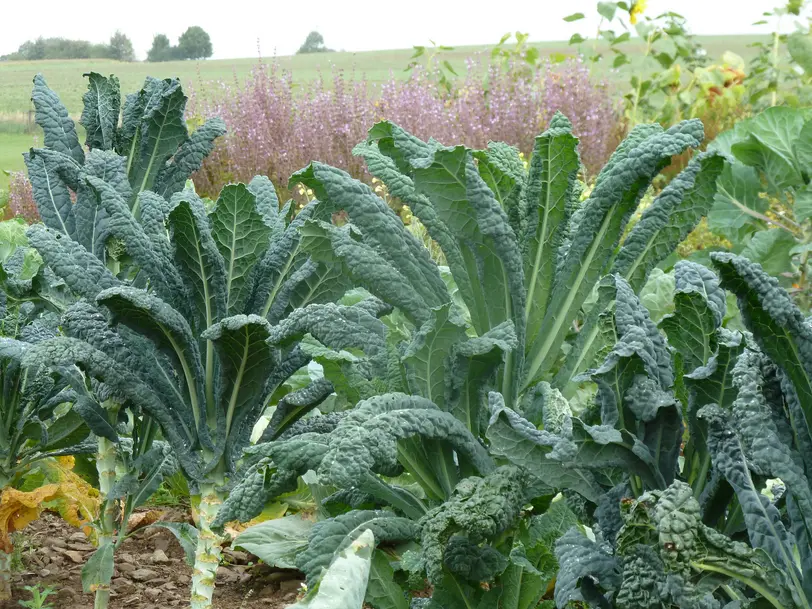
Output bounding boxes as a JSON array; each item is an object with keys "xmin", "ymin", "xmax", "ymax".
[{"xmin": 0, "ymin": 34, "xmax": 763, "ymax": 190}]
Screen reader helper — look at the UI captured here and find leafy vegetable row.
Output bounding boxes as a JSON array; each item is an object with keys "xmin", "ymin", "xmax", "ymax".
[{"xmin": 8, "ymin": 69, "xmax": 811, "ymax": 609}]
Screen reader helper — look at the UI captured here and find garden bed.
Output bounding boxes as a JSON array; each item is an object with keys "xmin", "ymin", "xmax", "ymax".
[{"xmin": 7, "ymin": 513, "xmax": 299, "ymax": 609}]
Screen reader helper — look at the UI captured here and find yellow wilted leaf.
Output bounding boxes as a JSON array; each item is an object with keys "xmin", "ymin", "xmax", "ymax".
[
  {"xmin": 223, "ymin": 502, "xmax": 289, "ymax": 538},
  {"xmin": 0, "ymin": 485, "xmax": 73, "ymax": 552},
  {"xmin": 41, "ymin": 456, "xmax": 100, "ymax": 535},
  {"xmin": 0, "ymin": 456, "xmax": 101, "ymax": 551}
]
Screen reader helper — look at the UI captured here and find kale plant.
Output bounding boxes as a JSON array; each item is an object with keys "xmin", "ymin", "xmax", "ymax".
[
  {"xmin": 18, "ymin": 73, "xmax": 225, "ymax": 609},
  {"xmin": 0, "ymin": 223, "xmax": 92, "ymax": 600},
  {"xmin": 217, "ymin": 116, "xmax": 728, "ymax": 606}
]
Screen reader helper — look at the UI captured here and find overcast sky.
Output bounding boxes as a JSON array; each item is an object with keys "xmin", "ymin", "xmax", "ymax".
[{"xmin": 0, "ymin": 0, "xmax": 804, "ymax": 60}]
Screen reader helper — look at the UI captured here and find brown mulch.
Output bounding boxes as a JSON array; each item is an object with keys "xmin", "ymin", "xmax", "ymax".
[{"xmin": 3, "ymin": 512, "xmax": 300, "ymax": 609}]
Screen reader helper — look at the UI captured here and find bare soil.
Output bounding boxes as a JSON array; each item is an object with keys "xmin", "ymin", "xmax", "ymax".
[{"xmin": 3, "ymin": 511, "xmax": 302, "ymax": 609}]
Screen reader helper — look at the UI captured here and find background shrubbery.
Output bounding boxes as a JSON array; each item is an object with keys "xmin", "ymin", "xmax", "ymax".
[{"xmin": 189, "ymin": 57, "xmax": 621, "ymax": 199}]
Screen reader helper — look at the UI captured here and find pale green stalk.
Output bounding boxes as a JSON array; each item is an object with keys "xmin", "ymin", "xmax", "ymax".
[
  {"xmin": 0, "ymin": 550, "xmax": 11, "ymax": 600},
  {"xmin": 93, "ymin": 433, "xmax": 118, "ymax": 609},
  {"xmin": 190, "ymin": 482, "xmax": 226, "ymax": 609}
]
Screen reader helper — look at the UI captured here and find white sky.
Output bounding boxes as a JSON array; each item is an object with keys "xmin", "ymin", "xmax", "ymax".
[{"xmin": 0, "ymin": 0, "xmax": 803, "ymax": 60}]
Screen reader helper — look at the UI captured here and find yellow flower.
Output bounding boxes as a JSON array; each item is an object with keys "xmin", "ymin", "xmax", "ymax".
[{"xmin": 629, "ymin": 0, "xmax": 646, "ymax": 24}]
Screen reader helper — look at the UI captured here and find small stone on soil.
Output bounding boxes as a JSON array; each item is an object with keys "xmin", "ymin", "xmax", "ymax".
[
  {"xmin": 151, "ymin": 548, "xmax": 171, "ymax": 563},
  {"xmin": 68, "ymin": 542, "xmax": 96, "ymax": 551},
  {"xmin": 130, "ymin": 568, "xmax": 159, "ymax": 581},
  {"xmin": 61, "ymin": 549, "xmax": 84, "ymax": 564},
  {"xmin": 112, "ymin": 577, "xmax": 137, "ymax": 595}
]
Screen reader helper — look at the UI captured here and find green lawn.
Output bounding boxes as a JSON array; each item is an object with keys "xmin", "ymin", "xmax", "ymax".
[
  {"xmin": 0, "ymin": 34, "xmax": 764, "ymax": 189},
  {"xmin": 0, "ymin": 133, "xmax": 38, "ymax": 191}
]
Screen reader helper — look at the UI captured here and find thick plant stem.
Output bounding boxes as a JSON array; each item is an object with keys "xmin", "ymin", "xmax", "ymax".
[
  {"xmin": 190, "ymin": 483, "xmax": 226, "ymax": 609},
  {"xmin": 94, "ymin": 588, "xmax": 111, "ymax": 609},
  {"xmin": 93, "ymin": 435, "xmax": 118, "ymax": 609},
  {"xmin": 0, "ymin": 550, "xmax": 11, "ymax": 600}
]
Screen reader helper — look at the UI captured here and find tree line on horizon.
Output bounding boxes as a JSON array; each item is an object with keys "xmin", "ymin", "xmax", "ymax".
[
  {"xmin": 1, "ymin": 31, "xmax": 136, "ymax": 62},
  {"xmin": 1, "ymin": 26, "xmax": 213, "ymax": 62}
]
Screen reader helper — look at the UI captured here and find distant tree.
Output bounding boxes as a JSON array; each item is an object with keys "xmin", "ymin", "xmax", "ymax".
[
  {"xmin": 109, "ymin": 31, "xmax": 135, "ymax": 62},
  {"xmin": 147, "ymin": 34, "xmax": 173, "ymax": 62},
  {"xmin": 0, "ymin": 36, "xmax": 110, "ymax": 61},
  {"xmin": 297, "ymin": 31, "xmax": 332, "ymax": 54},
  {"xmin": 177, "ymin": 26, "xmax": 213, "ymax": 60}
]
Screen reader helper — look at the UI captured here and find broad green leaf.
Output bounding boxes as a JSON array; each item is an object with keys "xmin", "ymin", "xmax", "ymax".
[
  {"xmin": 525, "ymin": 121, "xmax": 703, "ymax": 387},
  {"xmin": 0, "ymin": 220, "xmax": 29, "ymax": 264},
  {"xmin": 708, "ymin": 162, "xmax": 768, "ymax": 243},
  {"xmin": 366, "ymin": 550, "xmax": 408, "ymax": 609},
  {"xmin": 597, "ymin": 1, "xmax": 617, "ymax": 20},
  {"xmin": 210, "ymin": 184, "xmax": 271, "ymax": 315},
  {"xmin": 730, "ymin": 107, "xmax": 806, "ymax": 191},
  {"xmin": 233, "ymin": 515, "xmax": 313, "ymax": 569},
  {"xmin": 79, "ymin": 72, "xmax": 121, "ymax": 151},
  {"xmin": 486, "ymin": 394, "xmax": 604, "ymax": 502},
  {"xmin": 300, "ymin": 220, "xmax": 430, "ymax": 326},
  {"xmin": 153, "ymin": 117, "xmax": 226, "ymax": 199},
  {"xmin": 31, "ymin": 74, "xmax": 84, "ymax": 165},
  {"xmin": 797, "ymin": 121, "xmax": 812, "ymax": 175},
  {"xmin": 402, "ymin": 304, "xmax": 466, "ymax": 409},
  {"xmin": 167, "ymin": 193, "xmax": 228, "ymax": 333},
  {"xmin": 24, "ymin": 150, "xmax": 75, "ymax": 237},
  {"xmin": 660, "ymin": 261, "xmax": 725, "ymax": 372},
  {"xmin": 740, "ymin": 228, "xmax": 796, "ymax": 277},
  {"xmin": 95, "ymin": 286, "xmax": 206, "ymax": 431},
  {"xmin": 639, "ymin": 269, "xmax": 674, "ymax": 323},
  {"xmin": 447, "ymin": 322, "xmax": 517, "ymax": 433},
  {"xmin": 203, "ymin": 314, "xmax": 275, "ymax": 455},
  {"xmin": 711, "ymin": 253, "xmax": 812, "ymax": 472},
  {"xmin": 26, "ymin": 225, "xmax": 120, "ymax": 300},
  {"xmin": 789, "ymin": 31, "xmax": 812, "ymax": 73},
  {"xmin": 81, "ymin": 541, "xmax": 114, "ymax": 593},
  {"xmin": 288, "ymin": 528, "xmax": 374, "ymax": 609},
  {"xmin": 127, "ymin": 79, "xmax": 188, "ymax": 199},
  {"xmin": 796, "ymin": 184, "xmax": 812, "ymax": 223},
  {"xmin": 292, "ymin": 161, "xmax": 449, "ymax": 311},
  {"xmin": 522, "ymin": 113, "xmax": 580, "ymax": 350}
]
